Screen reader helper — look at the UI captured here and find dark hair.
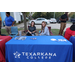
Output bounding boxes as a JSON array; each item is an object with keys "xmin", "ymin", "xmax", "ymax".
[
  {"xmin": 6, "ymin": 12, "xmax": 10, "ymax": 16},
  {"xmin": 31, "ymin": 21, "xmax": 35, "ymax": 26},
  {"xmin": 73, "ymin": 22, "xmax": 75, "ymax": 25}
]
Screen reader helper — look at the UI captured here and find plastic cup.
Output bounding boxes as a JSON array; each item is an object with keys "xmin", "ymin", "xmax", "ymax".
[{"xmin": 19, "ymin": 31, "xmax": 21, "ymax": 36}]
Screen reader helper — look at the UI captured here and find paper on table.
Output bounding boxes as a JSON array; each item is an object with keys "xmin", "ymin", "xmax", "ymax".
[
  {"xmin": 50, "ymin": 38, "xmax": 67, "ymax": 42},
  {"xmin": 51, "ymin": 38, "xmax": 57, "ymax": 41},
  {"xmin": 58, "ymin": 39, "xmax": 67, "ymax": 42},
  {"xmin": 15, "ymin": 37, "xmax": 26, "ymax": 40}
]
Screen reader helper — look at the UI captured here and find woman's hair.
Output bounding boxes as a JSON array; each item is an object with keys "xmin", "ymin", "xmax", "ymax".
[
  {"xmin": 41, "ymin": 21, "xmax": 46, "ymax": 32},
  {"xmin": 31, "ymin": 21, "xmax": 35, "ymax": 27}
]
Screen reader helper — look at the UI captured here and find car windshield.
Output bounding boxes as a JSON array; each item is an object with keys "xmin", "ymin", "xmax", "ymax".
[
  {"xmin": 50, "ymin": 18, "xmax": 56, "ymax": 20},
  {"xmin": 36, "ymin": 18, "xmax": 45, "ymax": 20}
]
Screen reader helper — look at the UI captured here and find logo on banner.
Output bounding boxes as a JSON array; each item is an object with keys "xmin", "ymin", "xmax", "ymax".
[
  {"xmin": 13, "ymin": 51, "xmax": 56, "ymax": 59},
  {"xmin": 13, "ymin": 51, "xmax": 21, "ymax": 58}
]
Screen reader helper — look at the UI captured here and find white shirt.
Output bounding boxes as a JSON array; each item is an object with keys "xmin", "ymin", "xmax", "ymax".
[{"xmin": 41, "ymin": 26, "xmax": 50, "ymax": 36}]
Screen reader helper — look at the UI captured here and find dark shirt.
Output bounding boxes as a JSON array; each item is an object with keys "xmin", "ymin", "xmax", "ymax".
[
  {"xmin": 61, "ymin": 14, "xmax": 68, "ymax": 23},
  {"xmin": 28, "ymin": 26, "xmax": 36, "ymax": 32}
]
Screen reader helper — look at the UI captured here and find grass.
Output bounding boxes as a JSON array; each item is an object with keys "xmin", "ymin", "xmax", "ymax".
[
  {"xmin": 1, "ymin": 28, "xmax": 24, "ymax": 36},
  {"xmin": 1, "ymin": 29, "xmax": 8, "ymax": 35},
  {"xmin": 1, "ymin": 28, "xmax": 60, "ymax": 36},
  {"xmin": 51, "ymin": 29, "xmax": 60, "ymax": 35}
]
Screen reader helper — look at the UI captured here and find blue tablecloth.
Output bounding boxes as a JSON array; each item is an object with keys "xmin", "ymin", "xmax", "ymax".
[
  {"xmin": 69, "ymin": 36, "xmax": 75, "ymax": 61},
  {"xmin": 5, "ymin": 36, "xmax": 73, "ymax": 62}
]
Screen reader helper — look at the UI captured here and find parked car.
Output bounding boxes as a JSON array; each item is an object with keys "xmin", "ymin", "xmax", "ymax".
[
  {"xmin": 70, "ymin": 18, "xmax": 75, "ymax": 22},
  {"xmin": 29, "ymin": 18, "xmax": 50, "ymax": 25},
  {"xmin": 57, "ymin": 18, "xmax": 61, "ymax": 23},
  {"xmin": 50, "ymin": 18, "xmax": 57, "ymax": 23}
]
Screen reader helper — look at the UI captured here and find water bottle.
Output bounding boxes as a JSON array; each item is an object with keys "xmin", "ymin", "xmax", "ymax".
[{"xmin": 19, "ymin": 31, "xmax": 21, "ymax": 37}]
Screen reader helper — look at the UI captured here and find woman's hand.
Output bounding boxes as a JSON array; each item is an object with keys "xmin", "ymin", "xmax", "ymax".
[
  {"xmin": 40, "ymin": 34, "xmax": 41, "ymax": 36},
  {"xmin": 28, "ymin": 30, "xmax": 32, "ymax": 34},
  {"xmin": 29, "ymin": 32, "xmax": 32, "ymax": 34},
  {"xmin": 32, "ymin": 31, "xmax": 36, "ymax": 33}
]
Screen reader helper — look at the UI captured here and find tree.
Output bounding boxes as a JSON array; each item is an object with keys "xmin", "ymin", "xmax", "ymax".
[
  {"xmin": 55, "ymin": 12, "xmax": 64, "ymax": 19},
  {"xmin": 22, "ymin": 12, "xmax": 29, "ymax": 31},
  {"xmin": 22, "ymin": 12, "xmax": 27, "ymax": 31},
  {"xmin": 47, "ymin": 12, "xmax": 48, "ymax": 18},
  {"xmin": 32, "ymin": 12, "xmax": 54, "ymax": 19},
  {"xmin": 32, "ymin": 12, "xmax": 42, "ymax": 19}
]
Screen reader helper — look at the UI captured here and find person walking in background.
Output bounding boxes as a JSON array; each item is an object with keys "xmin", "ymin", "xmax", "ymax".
[
  {"xmin": 40, "ymin": 21, "xmax": 50, "ymax": 36},
  {"xmin": 5, "ymin": 12, "xmax": 14, "ymax": 35},
  {"xmin": 0, "ymin": 16, "xmax": 2, "ymax": 36},
  {"xmin": 59, "ymin": 12, "xmax": 68, "ymax": 35}
]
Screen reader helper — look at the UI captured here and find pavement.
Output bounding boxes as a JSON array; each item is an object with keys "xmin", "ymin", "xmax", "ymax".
[{"xmin": 2, "ymin": 22, "xmax": 72, "ymax": 31}]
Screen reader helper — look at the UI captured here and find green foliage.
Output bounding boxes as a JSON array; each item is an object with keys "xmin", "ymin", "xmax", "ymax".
[
  {"xmin": 69, "ymin": 12, "xmax": 75, "ymax": 18},
  {"xmin": 22, "ymin": 12, "xmax": 29, "ymax": 17},
  {"xmin": 71, "ymin": 13, "xmax": 75, "ymax": 18},
  {"xmin": 32, "ymin": 12, "xmax": 64, "ymax": 19},
  {"xmin": 32, "ymin": 12, "xmax": 42, "ymax": 19},
  {"xmin": 55, "ymin": 12, "xmax": 64, "ymax": 19},
  {"xmin": 69, "ymin": 12, "xmax": 75, "ymax": 17}
]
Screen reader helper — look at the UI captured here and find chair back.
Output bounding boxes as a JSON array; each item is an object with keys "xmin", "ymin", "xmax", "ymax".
[
  {"xmin": 48, "ymin": 27, "xmax": 51, "ymax": 32},
  {"xmin": 11, "ymin": 26, "xmax": 18, "ymax": 34},
  {"xmin": 48, "ymin": 26, "xmax": 53, "ymax": 35}
]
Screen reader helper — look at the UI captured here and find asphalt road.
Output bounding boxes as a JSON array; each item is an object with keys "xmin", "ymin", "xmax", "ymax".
[
  {"xmin": 2, "ymin": 22, "xmax": 72, "ymax": 31},
  {"xmin": 34, "ymin": 23, "xmax": 72, "ymax": 31}
]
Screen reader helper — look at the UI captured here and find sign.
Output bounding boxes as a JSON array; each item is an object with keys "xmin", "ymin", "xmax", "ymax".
[{"xmin": 13, "ymin": 51, "xmax": 57, "ymax": 60}]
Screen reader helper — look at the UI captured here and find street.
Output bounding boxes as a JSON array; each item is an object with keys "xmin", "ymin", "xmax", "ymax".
[
  {"xmin": 2, "ymin": 22, "xmax": 72, "ymax": 31},
  {"xmin": 17, "ymin": 22, "xmax": 72, "ymax": 31},
  {"xmin": 35, "ymin": 23, "xmax": 72, "ymax": 31},
  {"xmin": 47, "ymin": 23, "xmax": 72, "ymax": 31}
]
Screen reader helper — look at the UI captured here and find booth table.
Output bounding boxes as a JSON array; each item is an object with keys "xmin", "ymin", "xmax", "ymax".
[
  {"xmin": 0, "ymin": 36, "xmax": 11, "ymax": 62},
  {"xmin": 6, "ymin": 36, "xmax": 73, "ymax": 62},
  {"xmin": 69, "ymin": 36, "xmax": 75, "ymax": 61}
]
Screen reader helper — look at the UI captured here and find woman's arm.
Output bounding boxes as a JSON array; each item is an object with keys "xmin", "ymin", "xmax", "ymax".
[
  {"xmin": 41, "ymin": 27, "xmax": 47, "ymax": 35},
  {"xmin": 32, "ymin": 30, "xmax": 36, "ymax": 33},
  {"xmin": 32, "ymin": 27, "xmax": 36, "ymax": 33},
  {"xmin": 28, "ymin": 30, "xmax": 32, "ymax": 34}
]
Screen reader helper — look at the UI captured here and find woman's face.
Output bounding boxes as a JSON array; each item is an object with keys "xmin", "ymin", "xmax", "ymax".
[
  {"xmin": 31, "ymin": 22, "xmax": 34, "ymax": 26},
  {"xmin": 42, "ymin": 23, "xmax": 45, "ymax": 27}
]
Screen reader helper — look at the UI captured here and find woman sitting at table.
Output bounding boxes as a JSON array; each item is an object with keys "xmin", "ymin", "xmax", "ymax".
[
  {"xmin": 26, "ymin": 21, "xmax": 36, "ymax": 36},
  {"xmin": 64, "ymin": 20, "xmax": 75, "ymax": 40},
  {"xmin": 39, "ymin": 21, "xmax": 50, "ymax": 36}
]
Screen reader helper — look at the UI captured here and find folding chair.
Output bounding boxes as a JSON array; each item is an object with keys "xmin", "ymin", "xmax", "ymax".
[
  {"xmin": 9, "ymin": 26, "xmax": 18, "ymax": 38},
  {"xmin": 48, "ymin": 27, "xmax": 53, "ymax": 35}
]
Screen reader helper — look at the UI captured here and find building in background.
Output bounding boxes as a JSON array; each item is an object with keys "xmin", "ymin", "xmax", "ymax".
[
  {"xmin": 0, "ymin": 12, "xmax": 23, "ymax": 27},
  {"xmin": 10, "ymin": 12, "xmax": 23, "ymax": 23},
  {"xmin": 0, "ymin": 12, "xmax": 6, "ymax": 26}
]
